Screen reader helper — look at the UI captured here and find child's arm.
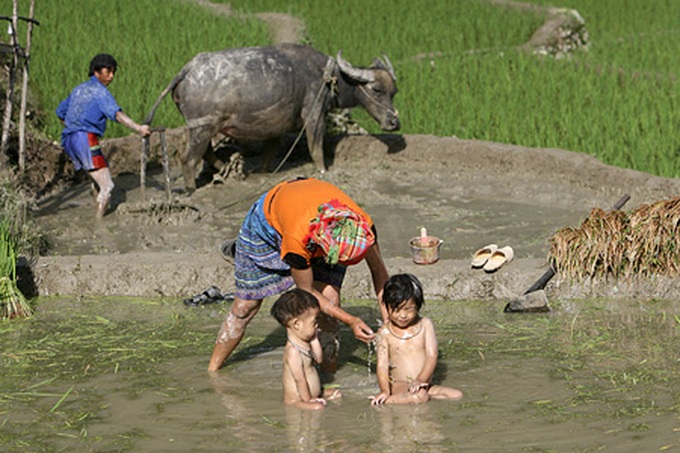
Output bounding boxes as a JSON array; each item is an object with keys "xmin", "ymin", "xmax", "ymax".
[
  {"xmin": 370, "ymin": 331, "xmax": 391, "ymax": 405},
  {"xmin": 310, "ymin": 334, "xmax": 323, "ymax": 365},
  {"xmin": 409, "ymin": 318, "xmax": 438, "ymax": 393}
]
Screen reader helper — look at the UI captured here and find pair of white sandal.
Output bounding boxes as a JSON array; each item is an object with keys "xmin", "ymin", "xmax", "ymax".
[{"xmin": 471, "ymin": 244, "xmax": 514, "ymax": 272}]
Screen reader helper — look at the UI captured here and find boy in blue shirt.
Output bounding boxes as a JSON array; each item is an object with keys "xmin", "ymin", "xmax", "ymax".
[{"xmin": 56, "ymin": 54, "xmax": 150, "ymax": 219}]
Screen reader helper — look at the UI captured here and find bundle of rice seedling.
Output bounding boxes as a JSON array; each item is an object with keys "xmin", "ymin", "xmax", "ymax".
[
  {"xmin": 625, "ymin": 197, "xmax": 680, "ymax": 276},
  {"xmin": 0, "ymin": 172, "xmax": 43, "ymax": 256},
  {"xmin": 0, "ymin": 220, "xmax": 32, "ymax": 319},
  {"xmin": 549, "ymin": 196, "xmax": 680, "ymax": 280}
]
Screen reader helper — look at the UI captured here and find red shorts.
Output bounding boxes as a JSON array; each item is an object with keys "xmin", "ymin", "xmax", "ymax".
[
  {"xmin": 87, "ymin": 134, "xmax": 107, "ymax": 169},
  {"xmin": 62, "ymin": 132, "xmax": 108, "ymax": 171}
]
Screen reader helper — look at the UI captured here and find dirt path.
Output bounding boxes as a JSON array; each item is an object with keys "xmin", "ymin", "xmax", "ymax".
[
  {"xmin": 187, "ymin": 0, "xmax": 584, "ymax": 55},
  {"xmin": 186, "ymin": 0, "xmax": 306, "ymax": 44}
]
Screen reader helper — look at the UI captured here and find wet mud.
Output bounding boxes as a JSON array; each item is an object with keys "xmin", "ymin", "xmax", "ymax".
[{"xmin": 31, "ymin": 133, "xmax": 680, "ymax": 302}]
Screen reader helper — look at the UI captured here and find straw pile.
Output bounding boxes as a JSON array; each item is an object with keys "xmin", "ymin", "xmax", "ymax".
[{"xmin": 549, "ymin": 197, "xmax": 680, "ymax": 280}]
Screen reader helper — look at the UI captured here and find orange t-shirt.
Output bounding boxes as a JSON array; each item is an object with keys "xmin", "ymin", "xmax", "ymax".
[{"xmin": 263, "ymin": 178, "xmax": 373, "ymax": 265}]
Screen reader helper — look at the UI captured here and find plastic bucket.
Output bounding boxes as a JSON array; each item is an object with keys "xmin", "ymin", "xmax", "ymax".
[{"xmin": 408, "ymin": 236, "xmax": 442, "ymax": 265}]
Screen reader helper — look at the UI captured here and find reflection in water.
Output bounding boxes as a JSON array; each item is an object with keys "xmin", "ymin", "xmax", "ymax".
[
  {"xmin": 210, "ymin": 372, "xmax": 271, "ymax": 448},
  {"xmin": 212, "ymin": 365, "xmax": 346, "ymax": 452},
  {"xmin": 284, "ymin": 406, "xmax": 327, "ymax": 452},
  {"xmin": 372, "ymin": 404, "xmax": 447, "ymax": 453}
]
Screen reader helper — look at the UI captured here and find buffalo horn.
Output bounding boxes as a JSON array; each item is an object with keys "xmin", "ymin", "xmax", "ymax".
[
  {"xmin": 372, "ymin": 55, "xmax": 397, "ymax": 82},
  {"xmin": 382, "ymin": 54, "xmax": 397, "ymax": 81},
  {"xmin": 336, "ymin": 50, "xmax": 375, "ymax": 83}
]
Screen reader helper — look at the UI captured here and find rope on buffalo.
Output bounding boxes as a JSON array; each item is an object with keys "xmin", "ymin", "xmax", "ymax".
[
  {"xmin": 216, "ymin": 57, "xmax": 339, "ymax": 211},
  {"xmin": 358, "ymin": 83, "xmax": 398, "ymax": 117}
]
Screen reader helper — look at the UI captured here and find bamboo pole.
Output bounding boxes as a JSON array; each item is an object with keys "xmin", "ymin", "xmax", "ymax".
[
  {"xmin": 0, "ymin": 1, "xmax": 19, "ymax": 165},
  {"xmin": 18, "ymin": 0, "xmax": 36, "ymax": 174},
  {"xmin": 160, "ymin": 128, "xmax": 171, "ymax": 202}
]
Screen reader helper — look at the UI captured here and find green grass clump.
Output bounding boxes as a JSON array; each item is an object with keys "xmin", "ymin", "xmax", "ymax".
[
  {"xmin": 0, "ymin": 169, "xmax": 41, "ymax": 319},
  {"xmin": 0, "ymin": 220, "xmax": 31, "ymax": 319},
  {"xmin": 225, "ymin": 0, "xmax": 543, "ymax": 61}
]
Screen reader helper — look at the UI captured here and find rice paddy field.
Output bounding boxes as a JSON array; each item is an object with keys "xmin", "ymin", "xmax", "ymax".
[
  {"xmin": 3, "ymin": 0, "xmax": 680, "ymax": 451},
  {"xmin": 9, "ymin": 0, "xmax": 679, "ymax": 178},
  {"xmin": 3, "ymin": 297, "xmax": 680, "ymax": 451}
]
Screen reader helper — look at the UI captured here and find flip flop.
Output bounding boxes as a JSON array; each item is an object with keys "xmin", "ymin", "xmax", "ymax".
[
  {"xmin": 184, "ymin": 285, "xmax": 228, "ymax": 306},
  {"xmin": 471, "ymin": 244, "xmax": 498, "ymax": 268},
  {"xmin": 483, "ymin": 246, "xmax": 514, "ymax": 273},
  {"xmin": 219, "ymin": 238, "xmax": 237, "ymax": 264}
]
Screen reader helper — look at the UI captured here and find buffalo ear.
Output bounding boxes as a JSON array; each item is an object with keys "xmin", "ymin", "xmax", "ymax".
[{"xmin": 336, "ymin": 50, "xmax": 375, "ymax": 83}]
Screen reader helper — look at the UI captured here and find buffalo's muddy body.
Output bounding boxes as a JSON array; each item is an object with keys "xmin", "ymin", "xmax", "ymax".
[{"xmin": 145, "ymin": 43, "xmax": 399, "ymax": 191}]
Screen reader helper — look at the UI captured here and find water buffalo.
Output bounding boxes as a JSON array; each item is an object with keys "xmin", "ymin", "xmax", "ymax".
[{"xmin": 144, "ymin": 43, "xmax": 400, "ymax": 191}]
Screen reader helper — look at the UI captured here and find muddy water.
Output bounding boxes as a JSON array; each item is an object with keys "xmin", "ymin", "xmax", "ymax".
[{"xmin": 3, "ymin": 297, "xmax": 680, "ymax": 452}]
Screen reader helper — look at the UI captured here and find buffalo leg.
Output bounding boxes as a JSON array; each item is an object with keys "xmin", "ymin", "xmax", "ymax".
[
  {"xmin": 204, "ymin": 141, "xmax": 225, "ymax": 171},
  {"xmin": 182, "ymin": 125, "xmax": 215, "ymax": 192},
  {"xmin": 260, "ymin": 138, "xmax": 281, "ymax": 172}
]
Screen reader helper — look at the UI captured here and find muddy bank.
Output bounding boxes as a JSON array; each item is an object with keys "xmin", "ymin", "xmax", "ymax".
[
  {"xmin": 35, "ymin": 252, "xmax": 680, "ymax": 303},
  {"xmin": 29, "ymin": 133, "xmax": 680, "ymax": 302}
]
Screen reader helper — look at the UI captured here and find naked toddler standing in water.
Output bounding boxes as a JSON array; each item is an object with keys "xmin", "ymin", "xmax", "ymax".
[
  {"xmin": 271, "ymin": 289, "xmax": 341, "ymax": 410},
  {"xmin": 371, "ymin": 273, "xmax": 463, "ymax": 405}
]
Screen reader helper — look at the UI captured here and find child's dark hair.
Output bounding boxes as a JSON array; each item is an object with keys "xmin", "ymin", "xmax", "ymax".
[
  {"xmin": 271, "ymin": 288, "xmax": 320, "ymax": 326},
  {"xmin": 382, "ymin": 273, "xmax": 424, "ymax": 311},
  {"xmin": 89, "ymin": 53, "xmax": 118, "ymax": 76}
]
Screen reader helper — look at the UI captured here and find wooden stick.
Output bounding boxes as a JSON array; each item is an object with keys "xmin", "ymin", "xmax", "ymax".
[
  {"xmin": 18, "ymin": 0, "xmax": 36, "ymax": 174},
  {"xmin": 0, "ymin": 1, "xmax": 19, "ymax": 161},
  {"xmin": 140, "ymin": 127, "xmax": 169, "ymax": 202},
  {"xmin": 140, "ymin": 136, "xmax": 149, "ymax": 201},
  {"xmin": 159, "ymin": 129, "xmax": 171, "ymax": 202}
]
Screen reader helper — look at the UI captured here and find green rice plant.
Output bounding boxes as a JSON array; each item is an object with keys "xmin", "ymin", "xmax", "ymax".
[
  {"xmin": 0, "ymin": 220, "xmax": 31, "ymax": 319},
  {"xmin": 216, "ymin": 0, "xmax": 680, "ymax": 178},
  {"xmin": 0, "ymin": 169, "xmax": 43, "ymax": 255},
  {"xmin": 0, "ymin": 169, "xmax": 39, "ymax": 319},
  {"xmin": 13, "ymin": 0, "xmax": 270, "ymax": 140},
  {"xmin": 8, "ymin": 0, "xmax": 680, "ymax": 177}
]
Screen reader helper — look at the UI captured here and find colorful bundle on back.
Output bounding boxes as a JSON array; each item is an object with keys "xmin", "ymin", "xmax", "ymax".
[{"xmin": 306, "ymin": 199, "xmax": 374, "ymax": 265}]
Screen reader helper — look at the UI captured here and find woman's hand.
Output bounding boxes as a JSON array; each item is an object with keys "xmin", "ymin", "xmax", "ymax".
[{"xmin": 350, "ymin": 317, "xmax": 375, "ymax": 343}]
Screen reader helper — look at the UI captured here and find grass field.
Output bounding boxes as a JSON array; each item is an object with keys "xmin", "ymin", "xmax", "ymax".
[
  {"xmin": 7, "ymin": 0, "xmax": 680, "ymax": 177},
  {"xmin": 14, "ymin": 0, "xmax": 269, "ymax": 139}
]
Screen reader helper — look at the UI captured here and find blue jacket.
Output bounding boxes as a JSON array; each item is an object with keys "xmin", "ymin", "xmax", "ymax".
[{"xmin": 56, "ymin": 76, "xmax": 121, "ymax": 139}]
